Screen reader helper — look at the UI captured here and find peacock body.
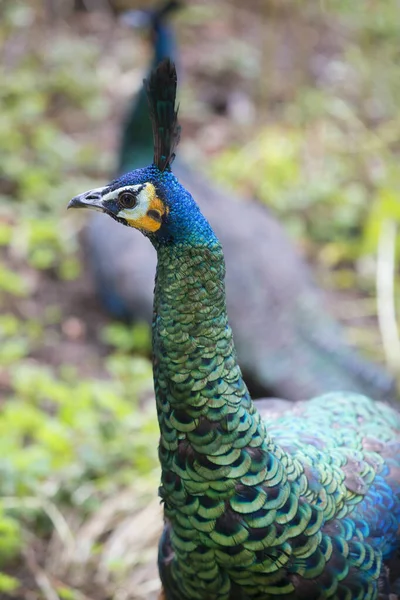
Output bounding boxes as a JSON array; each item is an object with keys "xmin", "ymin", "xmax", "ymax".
[
  {"xmin": 85, "ymin": 1, "xmax": 396, "ymax": 403},
  {"xmin": 70, "ymin": 60, "xmax": 400, "ymax": 600}
]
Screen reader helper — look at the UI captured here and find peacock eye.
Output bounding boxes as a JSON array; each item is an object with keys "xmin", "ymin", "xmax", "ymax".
[{"xmin": 118, "ymin": 191, "xmax": 137, "ymax": 209}]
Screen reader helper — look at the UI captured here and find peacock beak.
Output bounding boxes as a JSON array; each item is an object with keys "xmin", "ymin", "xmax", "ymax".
[{"xmin": 68, "ymin": 187, "xmax": 107, "ymax": 212}]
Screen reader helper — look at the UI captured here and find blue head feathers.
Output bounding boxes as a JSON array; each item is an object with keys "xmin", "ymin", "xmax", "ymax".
[{"xmin": 69, "ymin": 60, "xmax": 218, "ymax": 248}]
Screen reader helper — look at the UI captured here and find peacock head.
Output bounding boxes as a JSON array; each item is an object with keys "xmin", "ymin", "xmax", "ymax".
[{"xmin": 68, "ymin": 59, "xmax": 216, "ymax": 248}]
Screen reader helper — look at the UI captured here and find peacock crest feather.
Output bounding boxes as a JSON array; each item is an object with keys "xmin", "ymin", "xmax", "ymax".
[
  {"xmin": 145, "ymin": 57, "xmax": 181, "ymax": 172},
  {"xmin": 70, "ymin": 60, "xmax": 400, "ymax": 600}
]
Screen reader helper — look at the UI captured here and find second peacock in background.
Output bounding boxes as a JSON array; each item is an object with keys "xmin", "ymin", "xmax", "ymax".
[{"xmin": 85, "ymin": 1, "xmax": 396, "ymax": 403}]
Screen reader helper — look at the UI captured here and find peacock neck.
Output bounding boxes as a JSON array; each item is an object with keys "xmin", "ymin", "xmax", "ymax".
[
  {"xmin": 152, "ymin": 240, "xmax": 269, "ymax": 504},
  {"xmin": 152, "ymin": 230, "xmax": 306, "ymax": 600}
]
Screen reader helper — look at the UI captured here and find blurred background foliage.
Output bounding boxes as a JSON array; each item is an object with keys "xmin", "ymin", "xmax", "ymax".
[{"xmin": 0, "ymin": 0, "xmax": 400, "ymax": 598}]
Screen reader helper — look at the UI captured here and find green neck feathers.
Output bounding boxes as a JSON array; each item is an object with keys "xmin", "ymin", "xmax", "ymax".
[
  {"xmin": 152, "ymin": 241, "xmax": 294, "ymax": 598},
  {"xmin": 153, "ymin": 241, "xmax": 261, "ymax": 469}
]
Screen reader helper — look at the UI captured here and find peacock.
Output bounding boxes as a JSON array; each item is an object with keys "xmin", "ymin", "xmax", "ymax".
[
  {"xmin": 84, "ymin": 0, "xmax": 396, "ymax": 403},
  {"xmin": 70, "ymin": 59, "xmax": 400, "ymax": 600}
]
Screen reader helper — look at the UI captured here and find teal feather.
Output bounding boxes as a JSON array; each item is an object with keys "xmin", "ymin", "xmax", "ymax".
[
  {"xmin": 69, "ymin": 60, "xmax": 400, "ymax": 599},
  {"xmin": 84, "ymin": 1, "xmax": 396, "ymax": 402}
]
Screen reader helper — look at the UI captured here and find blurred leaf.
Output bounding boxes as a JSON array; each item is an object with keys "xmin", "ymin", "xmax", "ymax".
[
  {"xmin": 0, "ymin": 572, "xmax": 19, "ymax": 592},
  {"xmin": 0, "ymin": 264, "xmax": 28, "ymax": 296},
  {"xmin": 101, "ymin": 321, "xmax": 152, "ymax": 355}
]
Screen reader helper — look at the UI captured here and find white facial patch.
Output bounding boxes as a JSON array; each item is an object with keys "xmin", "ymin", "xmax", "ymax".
[{"xmin": 102, "ymin": 184, "xmax": 150, "ymax": 219}]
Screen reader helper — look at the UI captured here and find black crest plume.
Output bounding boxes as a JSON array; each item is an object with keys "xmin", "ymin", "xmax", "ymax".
[{"xmin": 145, "ymin": 58, "xmax": 181, "ymax": 172}]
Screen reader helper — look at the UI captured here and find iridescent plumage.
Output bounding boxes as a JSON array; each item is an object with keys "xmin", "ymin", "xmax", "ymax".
[{"xmin": 69, "ymin": 60, "xmax": 400, "ymax": 599}]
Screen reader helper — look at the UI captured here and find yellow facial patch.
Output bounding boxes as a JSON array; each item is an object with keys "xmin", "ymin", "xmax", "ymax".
[{"xmin": 124, "ymin": 183, "xmax": 167, "ymax": 232}]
